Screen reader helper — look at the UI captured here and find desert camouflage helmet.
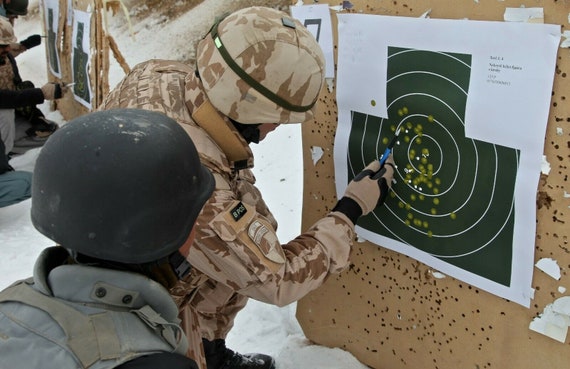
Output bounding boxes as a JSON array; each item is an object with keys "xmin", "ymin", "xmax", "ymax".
[
  {"xmin": 0, "ymin": 16, "xmax": 16, "ymax": 44},
  {"xmin": 196, "ymin": 6, "xmax": 325, "ymax": 125},
  {"xmin": 5, "ymin": 0, "xmax": 28, "ymax": 16}
]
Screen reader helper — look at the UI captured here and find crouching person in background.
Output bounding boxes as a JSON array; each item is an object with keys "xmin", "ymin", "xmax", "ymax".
[{"xmin": 0, "ymin": 108, "xmax": 215, "ymax": 369}]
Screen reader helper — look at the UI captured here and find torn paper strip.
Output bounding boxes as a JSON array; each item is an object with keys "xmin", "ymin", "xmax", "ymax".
[
  {"xmin": 535, "ymin": 258, "xmax": 561, "ymax": 280},
  {"xmin": 311, "ymin": 146, "xmax": 324, "ymax": 166},
  {"xmin": 504, "ymin": 7, "xmax": 544, "ymax": 23},
  {"xmin": 541, "ymin": 155, "xmax": 551, "ymax": 175}
]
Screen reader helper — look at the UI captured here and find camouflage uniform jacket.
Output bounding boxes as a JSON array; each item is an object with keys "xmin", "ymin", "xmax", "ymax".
[{"xmin": 100, "ymin": 59, "xmax": 356, "ymax": 368}]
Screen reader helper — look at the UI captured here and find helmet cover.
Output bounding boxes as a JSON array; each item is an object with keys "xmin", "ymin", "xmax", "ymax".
[{"xmin": 196, "ymin": 6, "xmax": 325, "ymax": 124}]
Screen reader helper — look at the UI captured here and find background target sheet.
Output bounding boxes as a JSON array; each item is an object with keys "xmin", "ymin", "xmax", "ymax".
[{"xmin": 334, "ymin": 14, "xmax": 560, "ymax": 307}]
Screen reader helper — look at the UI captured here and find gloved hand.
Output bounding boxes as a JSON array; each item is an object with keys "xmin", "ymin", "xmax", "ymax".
[
  {"xmin": 20, "ymin": 35, "xmax": 42, "ymax": 50},
  {"xmin": 41, "ymin": 83, "xmax": 63, "ymax": 100},
  {"xmin": 343, "ymin": 154, "xmax": 395, "ymax": 215}
]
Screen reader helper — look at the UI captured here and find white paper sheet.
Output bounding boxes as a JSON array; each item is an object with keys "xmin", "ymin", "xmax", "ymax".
[
  {"xmin": 291, "ymin": 4, "xmax": 335, "ymax": 79},
  {"xmin": 334, "ymin": 14, "xmax": 560, "ymax": 307}
]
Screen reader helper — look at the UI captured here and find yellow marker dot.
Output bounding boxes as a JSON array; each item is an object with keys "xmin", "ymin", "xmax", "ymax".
[
  {"xmin": 427, "ymin": 230, "xmax": 433, "ymax": 237},
  {"xmin": 405, "ymin": 219, "xmax": 411, "ymax": 226},
  {"xmin": 450, "ymin": 212, "xmax": 457, "ymax": 220},
  {"xmin": 422, "ymin": 148, "xmax": 429, "ymax": 155},
  {"xmin": 419, "ymin": 194, "xmax": 425, "ymax": 201},
  {"xmin": 405, "ymin": 203, "xmax": 411, "ymax": 210},
  {"xmin": 406, "ymin": 121, "xmax": 413, "ymax": 129},
  {"xmin": 390, "ymin": 191, "xmax": 396, "ymax": 198},
  {"xmin": 410, "ymin": 194, "xmax": 416, "ymax": 201},
  {"xmin": 421, "ymin": 157, "xmax": 428, "ymax": 165},
  {"xmin": 416, "ymin": 124, "xmax": 423, "ymax": 131},
  {"xmin": 391, "ymin": 124, "xmax": 396, "ymax": 132},
  {"xmin": 428, "ymin": 115, "xmax": 434, "ymax": 123},
  {"xmin": 398, "ymin": 109, "xmax": 403, "ymax": 116},
  {"xmin": 435, "ymin": 178, "xmax": 441, "ymax": 185},
  {"xmin": 433, "ymin": 198, "xmax": 440, "ymax": 205},
  {"xmin": 382, "ymin": 137, "xmax": 389, "ymax": 145},
  {"xmin": 427, "ymin": 182, "xmax": 433, "ymax": 189},
  {"xmin": 398, "ymin": 201, "xmax": 405, "ymax": 208},
  {"xmin": 404, "ymin": 136, "xmax": 410, "ymax": 143},
  {"xmin": 423, "ymin": 221, "xmax": 429, "ymax": 228},
  {"xmin": 433, "ymin": 188, "xmax": 439, "ymax": 195},
  {"xmin": 402, "ymin": 106, "xmax": 408, "ymax": 114},
  {"xmin": 415, "ymin": 138, "xmax": 422, "ymax": 144},
  {"xmin": 371, "ymin": 100, "xmax": 376, "ymax": 106},
  {"xmin": 431, "ymin": 208, "xmax": 437, "ymax": 215},
  {"xmin": 407, "ymin": 213, "xmax": 414, "ymax": 220},
  {"xmin": 427, "ymin": 163, "xmax": 433, "ymax": 170}
]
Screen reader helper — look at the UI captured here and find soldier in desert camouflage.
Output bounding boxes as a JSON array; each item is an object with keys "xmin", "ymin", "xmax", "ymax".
[{"xmin": 100, "ymin": 6, "xmax": 395, "ymax": 369}]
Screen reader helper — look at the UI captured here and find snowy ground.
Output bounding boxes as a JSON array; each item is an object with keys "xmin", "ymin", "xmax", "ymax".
[{"xmin": 0, "ymin": 1, "xmax": 368, "ymax": 368}]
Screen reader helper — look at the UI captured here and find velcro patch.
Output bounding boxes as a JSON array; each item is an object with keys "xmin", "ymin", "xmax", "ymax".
[
  {"xmin": 230, "ymin": 202, "xmax": 247, "ymax": 222},
  {"xmin": 248, "ymin": 220, "xmax": 286, "ymax": 264}
]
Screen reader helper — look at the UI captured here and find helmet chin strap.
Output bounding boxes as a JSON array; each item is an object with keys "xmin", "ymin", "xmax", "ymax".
[{"xmin": 191, "ymin": 98, "xmax": 252, "ymax": 170}]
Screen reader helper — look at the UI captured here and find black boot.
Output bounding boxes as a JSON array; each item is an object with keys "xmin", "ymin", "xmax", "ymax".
[{"xmin": 203, "ymin": 338, "xmax": 275, "ymax": 369}]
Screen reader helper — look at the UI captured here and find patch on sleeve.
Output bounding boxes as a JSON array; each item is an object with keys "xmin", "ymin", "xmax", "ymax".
[
  {"xmin": 248, "ymin": 220, "xmax": 286, "ymax": 264},
  {"xmin": 230, "ymin": 202, "xmax": 247, "ymax": 222}
]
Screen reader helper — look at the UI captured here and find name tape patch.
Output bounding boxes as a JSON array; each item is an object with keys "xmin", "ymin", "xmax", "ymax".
[{"xmin": 230, "ymin": 202, "xmax": 247, "ymax": 222}]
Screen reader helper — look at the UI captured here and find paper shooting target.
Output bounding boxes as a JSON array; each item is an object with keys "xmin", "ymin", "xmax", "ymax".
[{"xmin": 346, "ymin": 47, "xmax": 520, "ymax": 286}]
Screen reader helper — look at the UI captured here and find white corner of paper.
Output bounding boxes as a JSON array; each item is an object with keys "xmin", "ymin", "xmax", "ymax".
[
  {"xmin": 311, "ymin": 146, "xmax": 324, "ymax": 166},
  {"xmin": 326, "ymin": 78, "xmax": 334, "ymax": 93},
  {"xmin": 418, "ymin": 9, "xmax": 431, "ymax": 18},
  {"xmin": 564, "ymin": 191, "xmax": 570, "ymax": 199},
  {"xmin": 430, "ymin": 271, "xmax": 446, "ymax": 279},
  {"xmin": 330, "ymin": 5, "xmax": 343, "ymax": 12},
  {"xmin": 535, "ymin": 258, "xmax": 561, "ymax": 280},
  {"xmin": 559, "ymin": 286, "xmax": 567, "ymax": 294},
  {"xmin": 561, "ymin": 31, "xmax": 570, "ymax": 48},
  {"xmin": 356, "ymin": 235, "xmax": 366, "ymax": 243},
  {"xmin": 294, "ymin": 0, "xmax": 304, "ymax": 6},
  {"xmin": 541, "ymin": 155, "xmax": 551, "ymax": 175}
]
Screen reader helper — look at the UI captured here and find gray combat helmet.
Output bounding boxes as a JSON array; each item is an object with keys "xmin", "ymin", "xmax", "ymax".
[{"xmin": 31, "ymin": 109, "xmax": 215, "ymax": 264}]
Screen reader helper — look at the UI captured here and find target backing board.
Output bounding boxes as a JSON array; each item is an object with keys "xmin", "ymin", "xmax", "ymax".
[{"xmin": 334, "ymin": 14, "xmax": 560, "ymax": 306}]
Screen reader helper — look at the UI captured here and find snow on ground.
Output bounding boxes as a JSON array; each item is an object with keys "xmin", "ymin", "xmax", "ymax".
[{"xmin": 0, "ymin": 1, "xmax": 368, "ymax": 368}]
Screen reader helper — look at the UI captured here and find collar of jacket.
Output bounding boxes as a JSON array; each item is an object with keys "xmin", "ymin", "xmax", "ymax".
[
  {"xmin": 32, "ymin": 246, "xmax": 180, "ymax": 323},
  {"xmin": 184, "ymin": 71, "xmax": 253, "ymax": 171}
]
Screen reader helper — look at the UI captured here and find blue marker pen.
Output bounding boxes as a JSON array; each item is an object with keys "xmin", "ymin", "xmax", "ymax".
[{"xmin": 379, "ymin": 128, "xmax": 400, "ymax": 166}]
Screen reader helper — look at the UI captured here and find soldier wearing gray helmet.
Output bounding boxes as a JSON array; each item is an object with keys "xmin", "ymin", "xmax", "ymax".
[
  {"xmin": 0, "ymin": 108, "xmax": 215, "ymax": 369},
  {"xmin": 100, "ymin": 6, "xmax": 395, "ymax": 369}
]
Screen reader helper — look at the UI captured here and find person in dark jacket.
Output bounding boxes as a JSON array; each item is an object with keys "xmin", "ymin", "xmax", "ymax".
[{"xmin": 0, "ymin": 16, "xmax": 63, "ymax": 154}]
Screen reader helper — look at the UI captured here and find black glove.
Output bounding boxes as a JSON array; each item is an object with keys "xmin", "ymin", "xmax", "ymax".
[{"xmin": 20, "ymin": 35, "xmax": 42, "ymax": 50}]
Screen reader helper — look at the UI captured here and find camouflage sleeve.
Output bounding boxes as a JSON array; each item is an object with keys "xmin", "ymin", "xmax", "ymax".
[{"xmin": 188, "ymin": 187, "xmax": 355, "ymax": 307}]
